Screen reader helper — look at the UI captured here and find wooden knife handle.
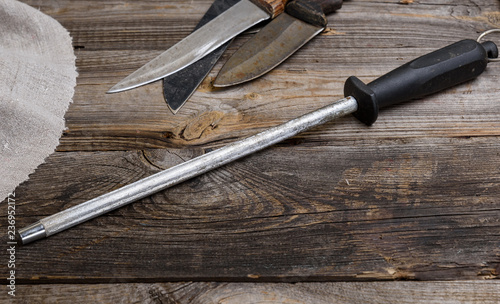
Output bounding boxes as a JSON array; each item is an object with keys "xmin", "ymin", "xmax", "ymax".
[
  {"xmin": 286, "ymin": 0, "xmax": 342, "ymax": 27},
  {"xmin": 250, "ymin": 0, "xmax": 290, "ymax": 18}
]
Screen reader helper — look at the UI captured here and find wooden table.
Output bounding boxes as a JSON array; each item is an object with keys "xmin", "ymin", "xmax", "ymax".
[{"xmin": 3, "ymin": 0, "xmax": 500, "ymax": 302}]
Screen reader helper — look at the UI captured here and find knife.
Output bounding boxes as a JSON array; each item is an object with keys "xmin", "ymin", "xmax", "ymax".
[
  {"xmin": 19, "ymin": 39, "xmax": 498, "ymax": 244},
  {"xmin": 213, "ymin": 0, "xmax": 342, "ymax": 87},
  {"xmin": 162, "ymin": 0, "xmax": 240, "ymax": 114},
  {"xmin": 107, "ymin": 0, "xmax": 289, "ymax": 94}
]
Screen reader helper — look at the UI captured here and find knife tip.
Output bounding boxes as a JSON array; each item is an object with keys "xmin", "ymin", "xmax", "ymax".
[
  {"xmin": 213, "ymin": 71, "xmax": 250, "ymax": 88},
  {"xmin": 212, "ymin": 81, "xmax": 240, "ymax": 88},
  {"xmin": 167, "ymin": 105, "xmax": 180, "ymax": 115},
  {"xmin": 107, "ymin": 80, "xmax": 138, "ymax": 94},
  {"xmin": 212, "ymin": 78, "xmax": 233, "ymax": 88},
  {"xmin": 106, "ymin": 85, "xmax": 123, "ymax": 94}
]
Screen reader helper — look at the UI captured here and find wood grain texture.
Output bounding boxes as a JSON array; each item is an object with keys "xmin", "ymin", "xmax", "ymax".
[
  {"xmin": 9, "ymin": 138, "xmax": 500, "ymax": 282},
  {"xmin": 1, "ymin": 0, "xmax": 499, "ymax": 301},
  {"xmin": 7, "ymin": 281, "xmax": 500, "ymax": 304}
]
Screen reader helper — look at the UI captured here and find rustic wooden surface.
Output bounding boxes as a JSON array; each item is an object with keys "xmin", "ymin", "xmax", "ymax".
[
  {"xmin": 11, "ymin": 281, "xmax": 500, "ymax": 303},
  {"xmin": 2, "ymin": 0, "xmax": 500, "ymax": 302}
]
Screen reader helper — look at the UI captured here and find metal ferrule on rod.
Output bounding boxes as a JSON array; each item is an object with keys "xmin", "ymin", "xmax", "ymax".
[
  {"xmin": 19, "ymin": 97, "xmax": 358, "ymax": 244},
  {"xmin": 18, "ymin": 221, "xmax": 46, "ymax": 244}
]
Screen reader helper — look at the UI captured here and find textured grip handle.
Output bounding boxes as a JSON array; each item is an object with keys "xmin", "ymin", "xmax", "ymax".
[
  {"xmin": 313, "ymin": 0, "xmax": 343, "ymax": 14},
  {"xmin": 286, "ymin": 0, "xmax": 342, "ymax": 27},
  {"xmin": 344, "ymin": 39, "xmax": 499, "ymax": 125},
  {"xmin": 251, "ymin": 0, "xmax": 289, "ymax": 18}
]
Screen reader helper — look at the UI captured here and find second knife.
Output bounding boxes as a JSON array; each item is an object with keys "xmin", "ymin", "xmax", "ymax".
[
  {"xmin": 162, "ymin": 0, "xmax": 240, "ymax": 114},
  {"xmin": 214, "ymin": 0, "xmax": 343, "ymax": 87}
]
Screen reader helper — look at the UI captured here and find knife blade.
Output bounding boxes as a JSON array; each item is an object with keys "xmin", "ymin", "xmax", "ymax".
[
  {"xmin": 213, "ymin": 0, "xmax": 342, "ymax": 87},
  {"xmin": 107, "ymin": 0, "xmax": 288, "ymax": 94},
  {"xmin": 162, "ymin": 0, "xmax": 240, "ymax": 114}
]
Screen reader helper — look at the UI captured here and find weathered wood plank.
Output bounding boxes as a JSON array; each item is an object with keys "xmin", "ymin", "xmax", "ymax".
[
  {"xmin": 1, "ymin": 0, "xmax": 498, "ymax": 287},
  {"xmin": 5, "ymin": 281, "xmax": 500, "ymax": 303},
  {"xmin": 8, "ymin": 136, "xmax": 500, "ymax": 282}
]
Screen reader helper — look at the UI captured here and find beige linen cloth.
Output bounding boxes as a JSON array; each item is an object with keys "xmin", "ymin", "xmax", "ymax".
[{"xmin": 0, "ymin": 0, "xmax": 77, "ymax": 200}]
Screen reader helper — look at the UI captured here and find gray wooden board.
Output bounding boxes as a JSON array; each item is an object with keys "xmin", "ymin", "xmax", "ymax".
[
  {"xmin": 1, "ymin": 0, "xmax": 499, "ymax": 301},
  {"xmin": 8, "ymin": 281, "xmax": 500, "ymax": 304}
]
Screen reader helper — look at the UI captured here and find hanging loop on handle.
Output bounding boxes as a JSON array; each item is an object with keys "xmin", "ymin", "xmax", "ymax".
[{"xmin": 477, "ymin": 29, "xmax": 500, "ymax": 62}]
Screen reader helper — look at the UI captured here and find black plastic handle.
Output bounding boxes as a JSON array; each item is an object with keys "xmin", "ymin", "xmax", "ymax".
[
  {"xmin": 286, "ymin": 0, "xmax": 342, "ymax": 27},
  {"xmin": 344, "ymin": 39, "xmax": 499, "ymax": 125}
]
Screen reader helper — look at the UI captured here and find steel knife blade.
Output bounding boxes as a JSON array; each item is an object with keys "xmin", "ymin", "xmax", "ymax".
[
  {"xmin": 213, "ymin": 0, "xmax": 342, "ymax": 87},
  {"xmin": 107, "ymin": 0, "xmax": 288, "ymax": 94},
  {"xmin": 162, "ymin": 0, "xmax": 240, "ymax": 114}
]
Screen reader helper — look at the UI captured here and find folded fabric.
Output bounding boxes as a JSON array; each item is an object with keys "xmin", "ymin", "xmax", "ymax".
[{"xmin": 0, "ymin": 0, "xmax": 77, "ymax": 200}]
